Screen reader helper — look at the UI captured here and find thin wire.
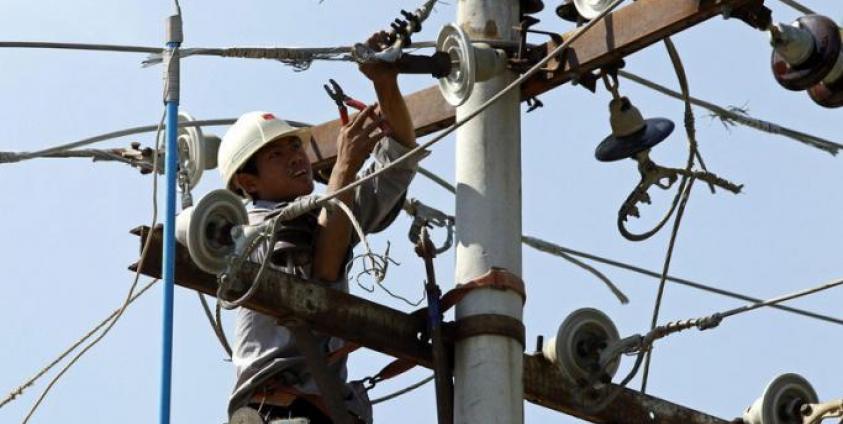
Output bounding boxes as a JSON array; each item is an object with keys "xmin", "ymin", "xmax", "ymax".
[
  {"xmin": 0, "ymin": 41, "xmax": 160, "ymax": 54},
  {"xmin": 718, "ymin": 277, "xmax": 843, "ymax": 321},
  {"xmin": 197, "ymin": 293, "xmax": 232, "ymax": 358},
  {"xmin": 0, "ymin": 148, "xmax": 157, "ymax": 173},
  {"xmin": 0, "ymin": 118, "xmax": 310, "ymax": 165},
  {"xmin": 618, "ymin": 70, "xmax": 842, "ymax": 155},
  {"xmin": 777, "ymin": 0, "xmax": 816, "ymax": 15},
  {"xmin": 639, "ymin": 37, "xmax": 702, "ymax": 394},
  {"xmin": 417, "ymin": 167, "xmax": 455, "ymax": 193},
  {"xmin": 524, "ymin": 237, "xmax": 629, "ymax": 304},
  {"xmin": 21, "ymin": 110, "xmax": 166, "ymax": 423},
  {"xmin": 573, "ymin": 277, "xmax": 843, "ymax": 408},
  {"xmin": 633, "ymin": 277, "xmax": 843, "ymax": 353},
  {"xmin": 370, "ymin": 375, "xmax": 434, "ymax": 405},
  {"xmin": 520, "ymin": 236, "xmax": 843, "ymax": 326},
  {"xmin": 416, "ymin": 166, "xmax": 843, "ymax": 325},
  {"xmin": 639, "ymin": 178, "xmax": 695, "ymax": 394},
  {"xmin": 0, "ymin": 278, "xmax": 159, "ymax": 410}
]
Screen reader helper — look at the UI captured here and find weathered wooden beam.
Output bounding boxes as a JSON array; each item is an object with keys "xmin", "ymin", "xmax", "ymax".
[
  {"xmin": 130, "ymin": 226, "xmax": 731, "ymax": 424},
  {"xmin": 304, "ymin": 0, "xmax": 759, "ymax": 173}
]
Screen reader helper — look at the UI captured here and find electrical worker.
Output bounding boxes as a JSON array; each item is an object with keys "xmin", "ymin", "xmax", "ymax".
[{"xmin": 217, "ymin": 32, "xmax": 421, "ymax": 424}]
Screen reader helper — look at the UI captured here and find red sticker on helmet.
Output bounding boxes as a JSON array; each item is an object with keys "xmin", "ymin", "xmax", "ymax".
[{"xmin": 261, "ymin": 113, "xmax": 276, "ymax": 120}]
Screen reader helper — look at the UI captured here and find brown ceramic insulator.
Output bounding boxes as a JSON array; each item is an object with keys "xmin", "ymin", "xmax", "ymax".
[
  {"xmin": 808, "ymin": 77, "xmax": 843, "ymax": 108},
  {"xmin": 771, "ymin": 15, "xmax": 841, "ymax": 91}
]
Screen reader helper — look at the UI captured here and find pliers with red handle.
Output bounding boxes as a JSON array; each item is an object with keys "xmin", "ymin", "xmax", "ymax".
[{"xmin": 323, "ymin": 79, "xmax": 390, "ymax": 134}]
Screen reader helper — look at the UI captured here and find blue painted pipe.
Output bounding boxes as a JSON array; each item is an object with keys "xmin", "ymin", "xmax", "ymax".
[{"xmin": 160, "ymin": 39, "xmax": 180, "ymax": 424}]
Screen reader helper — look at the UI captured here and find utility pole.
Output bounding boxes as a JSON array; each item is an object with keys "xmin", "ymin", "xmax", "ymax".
[{"xmin": 454, "ymin": 1, "xmax": 524, "ymax": 423}]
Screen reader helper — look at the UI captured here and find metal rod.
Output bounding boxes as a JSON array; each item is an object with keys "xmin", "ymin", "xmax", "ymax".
[
  {"xmin": 417, "ymin": 228, "xmax": 454, "ymax": 424},
  {"xmin": 159, "ymin": 13, "xmax": 182, "ymax": 424}
]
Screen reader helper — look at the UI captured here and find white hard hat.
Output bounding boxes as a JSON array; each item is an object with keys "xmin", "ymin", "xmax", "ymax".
[{"xmin": 218, "ymin": 111, "xmax": 311, "ymax": 193}]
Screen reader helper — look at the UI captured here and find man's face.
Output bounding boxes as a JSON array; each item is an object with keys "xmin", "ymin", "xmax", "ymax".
[{"xmin": 235, "ymin": 136, "xmax": 314, "ymax": 201}]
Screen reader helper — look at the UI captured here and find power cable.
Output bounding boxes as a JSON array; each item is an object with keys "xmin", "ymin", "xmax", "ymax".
[
  {"xmin": 197, "ymin": 293, "xmax": 232, "ymax": 358},
  {"xmin": 639, "ymin": 37, "xmax": 705, "ymax": 394},
  {"xmin": 416, "ymin": 165, "xmax": 843, "ymax": 325},
  {"xmin": 710, "ymin": 277, "xmax": 843, "ymax": 321},
  {"xmin": 639, "ymin": 177, "xmax": 695, "ymax": 394},
  {"xmin": 777, "ymin": 0, "xmax": 816, "ymax": 15},
  {"xmin": 370, "ymin": 375, "xmax": 434, "ymax": 405},
  {"xmin": 0, "ymin": 41, "xmax": 160, "ymax": 54},
  {"xmin": 0, "ymin": 119, "xmax": 312, "ymax": 165},
  {"xmin": 21, "ymin": 110, "xmax": 167, "ymax": 423},
  {"xmin": 0, "ymin": 278, "xmax": 159, "ymax": 410},
  {"xmin": 618, "ymin": 70, "xmax": 843, "ymax": 155}
]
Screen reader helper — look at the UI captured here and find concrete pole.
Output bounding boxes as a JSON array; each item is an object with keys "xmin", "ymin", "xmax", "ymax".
[{"xmin": 454, "ymin": 1, "xmax": 523, "ymax": 423}]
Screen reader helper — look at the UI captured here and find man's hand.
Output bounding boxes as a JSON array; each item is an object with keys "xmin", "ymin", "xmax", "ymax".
[
  {"xmin": 357, "ymin": 31, "xmax": 417, "ymax": 148},
  {"xmin": 359, "ymin": 31, "xmax": 399, "ymax": 84},
  {"xmin": 335, "ymin": 105, "xmax": 385, "ymax": 176},
  {"xmin": 313, "ymin": 106, "xmax": 384, "ymax": 283}
]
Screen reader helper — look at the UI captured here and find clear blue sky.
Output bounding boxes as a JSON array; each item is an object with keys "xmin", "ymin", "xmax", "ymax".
[{"xmin": 1, "ymin": 1, "xmax": 841, "ymax": 423}]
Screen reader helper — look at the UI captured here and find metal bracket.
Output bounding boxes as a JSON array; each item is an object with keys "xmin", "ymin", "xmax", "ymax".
[
  {"xmin": 801, "ymin": 399, "xmax": 843, "ymax": 424},
  {"xmin": 722, "ymin": 0, "xmax": 771, "ymax": 30},
  {"xmin": 511, "ymin": 15, "xmax": 568, "ymax": 78},
  {"xmin": 448, "ymin": 314, "xmax": 526, "ymax": 347}
]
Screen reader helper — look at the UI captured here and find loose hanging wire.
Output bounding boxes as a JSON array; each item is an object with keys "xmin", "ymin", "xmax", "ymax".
[
  {"xmin": 638, "ymin": 177, "xmax": 695, "ymax": 394},
  {"xmin": 197, "ymin": 293, "xmax": 232, "ymax": 358},
  {"xmin": 370, "ymin": 375, "xmax": 434, "ymax": 405},
  {"xmin": 215, "ymin": 197, "xmax": 418, "ymax": 309},
  {"xmin": 20, "ymin": 109, "xmax": 167, "ymax": 423},
  {"xmin": 523, "ymin": 237, "xmax": 629, "ymax": 304},
  {"xmin": 638, "ymin": 37, "xmax": 705, "ymax": 394},
  {"xmin": 0, "ymin": 278, "xmax": 159, "ymax": 410}
]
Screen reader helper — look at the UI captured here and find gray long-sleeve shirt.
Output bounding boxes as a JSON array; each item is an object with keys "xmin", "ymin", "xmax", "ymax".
[{"xmin": 228, "ymin": 138, "xmax": 423, "ymax": 421}]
